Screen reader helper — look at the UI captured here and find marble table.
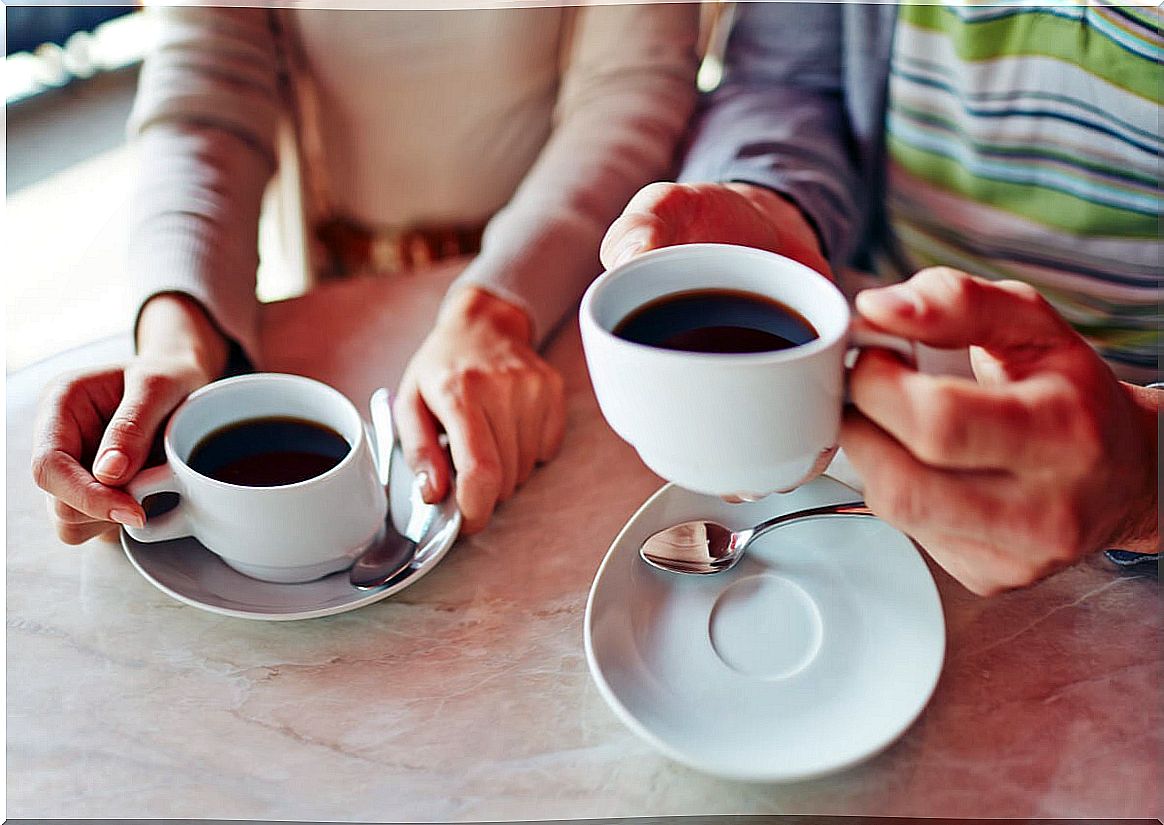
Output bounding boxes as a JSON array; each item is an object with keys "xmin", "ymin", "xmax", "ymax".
[{"xmin": 7, "ymin": 262, "xmax": 1161, "ymax": 820}]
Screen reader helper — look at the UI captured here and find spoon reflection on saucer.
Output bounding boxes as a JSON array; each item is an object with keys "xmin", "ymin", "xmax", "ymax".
[{"xmin": 639, "ymin": 500, "xmax": 874, "ymax": 575}]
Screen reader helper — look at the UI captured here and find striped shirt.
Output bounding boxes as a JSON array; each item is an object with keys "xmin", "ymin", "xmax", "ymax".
[{"xmin": 884, "ymin": 2, "xmax": 1162, "ymax": 382}]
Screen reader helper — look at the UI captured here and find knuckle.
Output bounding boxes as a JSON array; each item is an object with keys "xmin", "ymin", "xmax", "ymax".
[
  {"xmin": 995, "ymin": 279, "xmax": 1046, "ymax": 308},
  {"xmin": 106, "ymin": 416, "xmax": 148, "ymax": 444},
  {"xmin": 914, "ymin": 267, "xmax": 977, "ymax": 319},
  {"xmin": 914, "ymin": 266, "xmax": 969, "ymax": 294},
  {"xmin": 31, "ymin": 449, "xmax": 64, "ymax": 491},
  {"xmin": 439, "ymin": 367, "xmax": 486, "ymax": 400},
  {"xmin": 629, "ymin": 181, "xmax": 683, "ymax": 211},
  {"xmin": 912, "ymin": 385, "xmax": 964, "ymax": 463},
  {"xmin": 866, "ymin": 476, "xmax": 925, "ymax": 529},
  {"xmin": 52, "ymin": 498, "xmax": 80, "ymax": 523},
  {"xmin": 463, "ymin": 457, "xmax": 503, "ymax": 490}
]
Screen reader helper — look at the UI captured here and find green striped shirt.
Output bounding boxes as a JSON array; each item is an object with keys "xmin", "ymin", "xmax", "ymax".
[{"xmin": 885, "ymin": 2, "xmax": 1162, "ymax": 382}]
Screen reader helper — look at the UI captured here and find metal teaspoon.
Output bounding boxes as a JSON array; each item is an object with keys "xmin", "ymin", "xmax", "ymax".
[
  {"xmin": 639, "ymin": 500, "xmax": 874, "ymax": 575},
  {"xmin": 349, "ymin": 388, "xmax": 424, "ymax": 590}
]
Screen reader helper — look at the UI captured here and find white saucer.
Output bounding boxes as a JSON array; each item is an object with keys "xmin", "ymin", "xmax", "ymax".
[
  {"xmin": 122, "ymin": 445, "xmax": 462, "ymax": 621},
  {"xmin": 584, "ymin": 475, "xmax": 944, "ymax": 782}
]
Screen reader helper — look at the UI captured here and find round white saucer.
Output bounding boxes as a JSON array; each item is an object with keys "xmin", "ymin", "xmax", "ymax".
[
  {"xmin": 584, "ymin": 475, "xmax": 944, "ymax": 782},
  {"xmin": 121, "ymin": 445, "xmax": 461, "ymax": 621}
]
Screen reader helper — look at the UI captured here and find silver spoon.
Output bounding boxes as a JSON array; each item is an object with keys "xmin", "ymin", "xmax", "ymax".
[
  {"xmin": 640, "ymin": 500, "xmax": 874, "ymax": 575},
  {"xmin": 349, "ymin": 388, "xmax": 427, "ymax": 590}
]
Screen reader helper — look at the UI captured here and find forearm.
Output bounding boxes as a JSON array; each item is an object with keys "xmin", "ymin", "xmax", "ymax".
[
  {"xmin": 129, "ymin": 124, "xmax": 272, "ymax": 362},
  {"xmin": 680, "ymin": 3, "xmax": 861, "ymax": 268},
  {"xmin": 128, "ymin": 6, "xmax": 281, "ymax": 362},
  {"xmin": 450, "ymin": 4, "xmax": 699, "ymax": 345}
]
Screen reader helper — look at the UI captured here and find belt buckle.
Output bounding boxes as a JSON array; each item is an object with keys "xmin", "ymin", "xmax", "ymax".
[{"xmin": 369, "ymin": 227, "xmax": 405, "ymax": 274}]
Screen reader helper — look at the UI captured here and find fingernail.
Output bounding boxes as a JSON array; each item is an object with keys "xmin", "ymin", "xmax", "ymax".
[
  {"xmin": 94, "ymin": 449, "xmax": 130, "ymax": 482},
  {"xmin": 859, "ymin": 285, "xmax": 917, "ymax": 318},
  {"xmin": 416, "ymin": 471, "xmax": 437, "ymax": 503},
  {"xmin": 110, "ymin": 509, "xmax": 145, "ymax": 529}
]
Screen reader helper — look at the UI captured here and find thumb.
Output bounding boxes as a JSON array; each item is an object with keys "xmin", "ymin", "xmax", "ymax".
[
  {"xmin": 92, "ymin": 372, "xmax": 189, "ymax": 485},
  {"xmin": 600, "ymin": 182, "xmax": 695, "ymax": 270},
  {"xmin": 600, "ymin": 212, "xmax": 665, "ymax": 271},
  {"xmin": 855, "ymin": 267, "xmax": 1075, "ymax": 353}
]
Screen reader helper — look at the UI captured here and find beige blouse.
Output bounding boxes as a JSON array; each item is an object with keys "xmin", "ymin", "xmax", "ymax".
[{"xmin": 127, "ymin": 5, "xmax": 700, "ymax": 357}]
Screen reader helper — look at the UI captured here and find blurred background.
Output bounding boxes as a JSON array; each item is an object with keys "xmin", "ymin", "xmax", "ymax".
[{"xmin": 7, "ymin": 3, "xmax": 148, "ymax": 370}]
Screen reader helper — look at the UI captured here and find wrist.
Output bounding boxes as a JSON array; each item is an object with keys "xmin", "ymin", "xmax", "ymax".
[
  {"xmin": 440, "ymin": 286, "xmax": 533, "ymax": 345},
  {"xmin": 136, "ymin": 293, "xmax": 230, "ymax": 383},
  {"xmin": 1112, "ymin": 382, "xmax": 1160, "ymax": 552},
  {"xmin": 725, "ymin": 183, "xmax": 832, "ymax": 279}
]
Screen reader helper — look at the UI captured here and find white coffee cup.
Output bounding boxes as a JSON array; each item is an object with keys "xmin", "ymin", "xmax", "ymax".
[
  {"xmin": 124, "ymin": 373, "xmax": 387, "ymax": 584},
  {"xmin": 580, "ymin": 244, "xmax": 966, "ymax": 498}
]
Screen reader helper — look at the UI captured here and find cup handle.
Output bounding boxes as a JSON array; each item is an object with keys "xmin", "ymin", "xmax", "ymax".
[
  {"xmin": 124, "ymin": 464, "xmax": 192, "ymax": 543},
  {"xmin": 850, "ymin": 326, "xmax": 974, "ymax": 378}
]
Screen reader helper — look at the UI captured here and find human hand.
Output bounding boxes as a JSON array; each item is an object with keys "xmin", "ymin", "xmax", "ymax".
[
  {"xmin": 841, "ymin": 267, "xmax": 1159, "ymax": 595},
  {"xmin": 600, "ymin": 181, "xmax": 830, "ymax": 277},
  {"xmin": 394, "ymin": 287, "xmax": 566, "ymax": 534},
  {"xmin": 31, "ymin": 294, "xmax": 229, "ymax": 544}
]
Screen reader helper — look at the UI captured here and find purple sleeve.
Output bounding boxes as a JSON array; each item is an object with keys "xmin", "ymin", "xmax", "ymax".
[{"xmin": 679, "ymin": 3, "xmax": 863, "ymax": 268}]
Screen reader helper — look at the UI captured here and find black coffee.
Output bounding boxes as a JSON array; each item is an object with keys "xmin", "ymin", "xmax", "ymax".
[
  {"xmin": 188, "ymin": 417, "xmax": 350, "ymax": 487},
  {"xmin": 613, "ymin": 289, "xmax": 818, "ymax": 354}
]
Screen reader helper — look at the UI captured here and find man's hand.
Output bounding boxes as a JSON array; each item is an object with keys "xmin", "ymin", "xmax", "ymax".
[
  {"xmin": 842, "ymin": 267, "xmax": 1159, "ymax": 596},
  {"xmin": 600, "ymin": 181, "xmax": 830, "ymax": 277},
  {"xmin": 32, "ymin": 294, "xmax": 229, "ymax": 544},
  {"xmin": 394, "ymin": 287, "xmax": 566, "ymax": 534}
]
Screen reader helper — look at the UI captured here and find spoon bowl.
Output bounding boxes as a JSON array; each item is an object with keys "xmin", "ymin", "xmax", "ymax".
[{"xmin": 639, "ymin": 500, "xmax": 874, "ymax": 575}]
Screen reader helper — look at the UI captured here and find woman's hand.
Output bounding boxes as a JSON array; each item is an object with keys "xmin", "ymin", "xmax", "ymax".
[
  {"xmin": 842, "ymin": 267, "xmax": 1159, "ymax": 595},
  {"xmin": 394, "ymin": 287, "xmax": 566, "ymax": 534},
  {"xmin": 31, "ymin": 294, "xmax": 229, "ymax": 544},
  {"xmin": 600, "ymin": 181, "xmax": 830, "ymax": 277}
]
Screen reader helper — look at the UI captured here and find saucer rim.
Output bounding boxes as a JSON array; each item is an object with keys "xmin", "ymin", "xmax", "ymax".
[
  {"xmin": 582, "ymin": 476, "xmax": 946, "ymax": 782},
  {"xmin": 121, "ymin": 510, "xmax": 461, "ymax": 621},
  {"xmin": 120, "ymin": 441, "xmax": 463, "ymax": 621}
]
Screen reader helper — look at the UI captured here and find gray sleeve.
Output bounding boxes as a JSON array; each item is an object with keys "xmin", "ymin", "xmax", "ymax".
[
  {"xmin": 679, "ymin": 3, "xmax": 862, "ymax": 268},
  {"xmin": 448, "ymin": 4, "xmax": 700, "ymax": 347},
  {"xmin": 127, "ymin": 7, "xmax": 282, "ymax": 363}
]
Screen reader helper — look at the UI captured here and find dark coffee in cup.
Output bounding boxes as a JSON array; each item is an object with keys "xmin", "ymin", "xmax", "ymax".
[
  {"xmin": 612, "ymin": 288, "xmax": 818, "ymax": 354},
  {"xmin": 188, "ymin": 416, "xmax": 350, "ymax": 487}
]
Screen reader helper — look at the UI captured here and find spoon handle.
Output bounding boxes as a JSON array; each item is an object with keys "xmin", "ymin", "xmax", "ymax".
[{"xmin": 740, "ymin": 500, "xmax": 873, "ymax": 545}]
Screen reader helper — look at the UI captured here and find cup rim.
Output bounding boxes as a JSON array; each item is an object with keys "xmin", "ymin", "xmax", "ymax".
[
  {"xmin": 580, "ymin": 243, "xmax": 850, "ymax": 364},
  {"xmin": 163, "ymin": 373, "xmax": 367, "ymax": 492}
]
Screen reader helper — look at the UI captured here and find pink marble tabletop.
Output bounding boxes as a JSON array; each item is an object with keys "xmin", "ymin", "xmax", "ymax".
[{"xmin": 6, "ymin": 261, "xmax": 1160, "ymax": 820}]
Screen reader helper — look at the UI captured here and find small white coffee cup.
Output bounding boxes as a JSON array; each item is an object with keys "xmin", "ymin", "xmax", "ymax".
[
  {"xmin": 580, "ymin": 244, "xmax": 965, "ymax": 498},
  {"xmin": 124, "ymin": 373, "xmax": 387, "ymax": 583}
]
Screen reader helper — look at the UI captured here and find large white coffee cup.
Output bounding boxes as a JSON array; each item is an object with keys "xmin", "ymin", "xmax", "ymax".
[
  {"xmin": 580, "ymin": 244, "xmax": 963, "ymax": 498},
  {"xmin": 124, "ymin": 373, "xmax": 387, "ymax": 584}
]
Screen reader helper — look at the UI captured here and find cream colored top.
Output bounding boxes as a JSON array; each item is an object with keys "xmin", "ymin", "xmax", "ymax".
[{"xmin": 128, "ymin": 5, "xmax": 700, "ymax": 355}]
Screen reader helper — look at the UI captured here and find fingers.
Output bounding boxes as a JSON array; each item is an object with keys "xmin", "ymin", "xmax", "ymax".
[
  {"xmin": 483, "ymin": 391, "xmax": 520, "ymax": 503},
  {"xmin": 842, "ymin": 408, "xmax": 1079, "ymax": 594},
  {"xmin": 425, "ymin": 391, "xmax": 504, "ymax": 536},
  {"xmin": 839, "ymin": 409, "xmax": 1018, "ymax": 548},
  {"xmin": 92, "ymin": 371, "xmax": 190, "ymax": 486},
  {"xmin": 394, "ymin": 383, "xmax": 452, "ymax": 504},
  {"xmin": 600, "ymin": 182, "xmax": 683, "ymax": 269},
  {"xmin": 45, "ymin": 497, "xmax": 120, "ymax": 544},
  {"xmin": 855, "ymin": 268, "xmax": 1077, "ymax": 354},
  {"xmin": 32, "ymin": 447, "xmax": 144, "ymax": 527},
  {"xmin": 849, "ymin": 349, "xmax": 1061, "ymax": 470}
]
